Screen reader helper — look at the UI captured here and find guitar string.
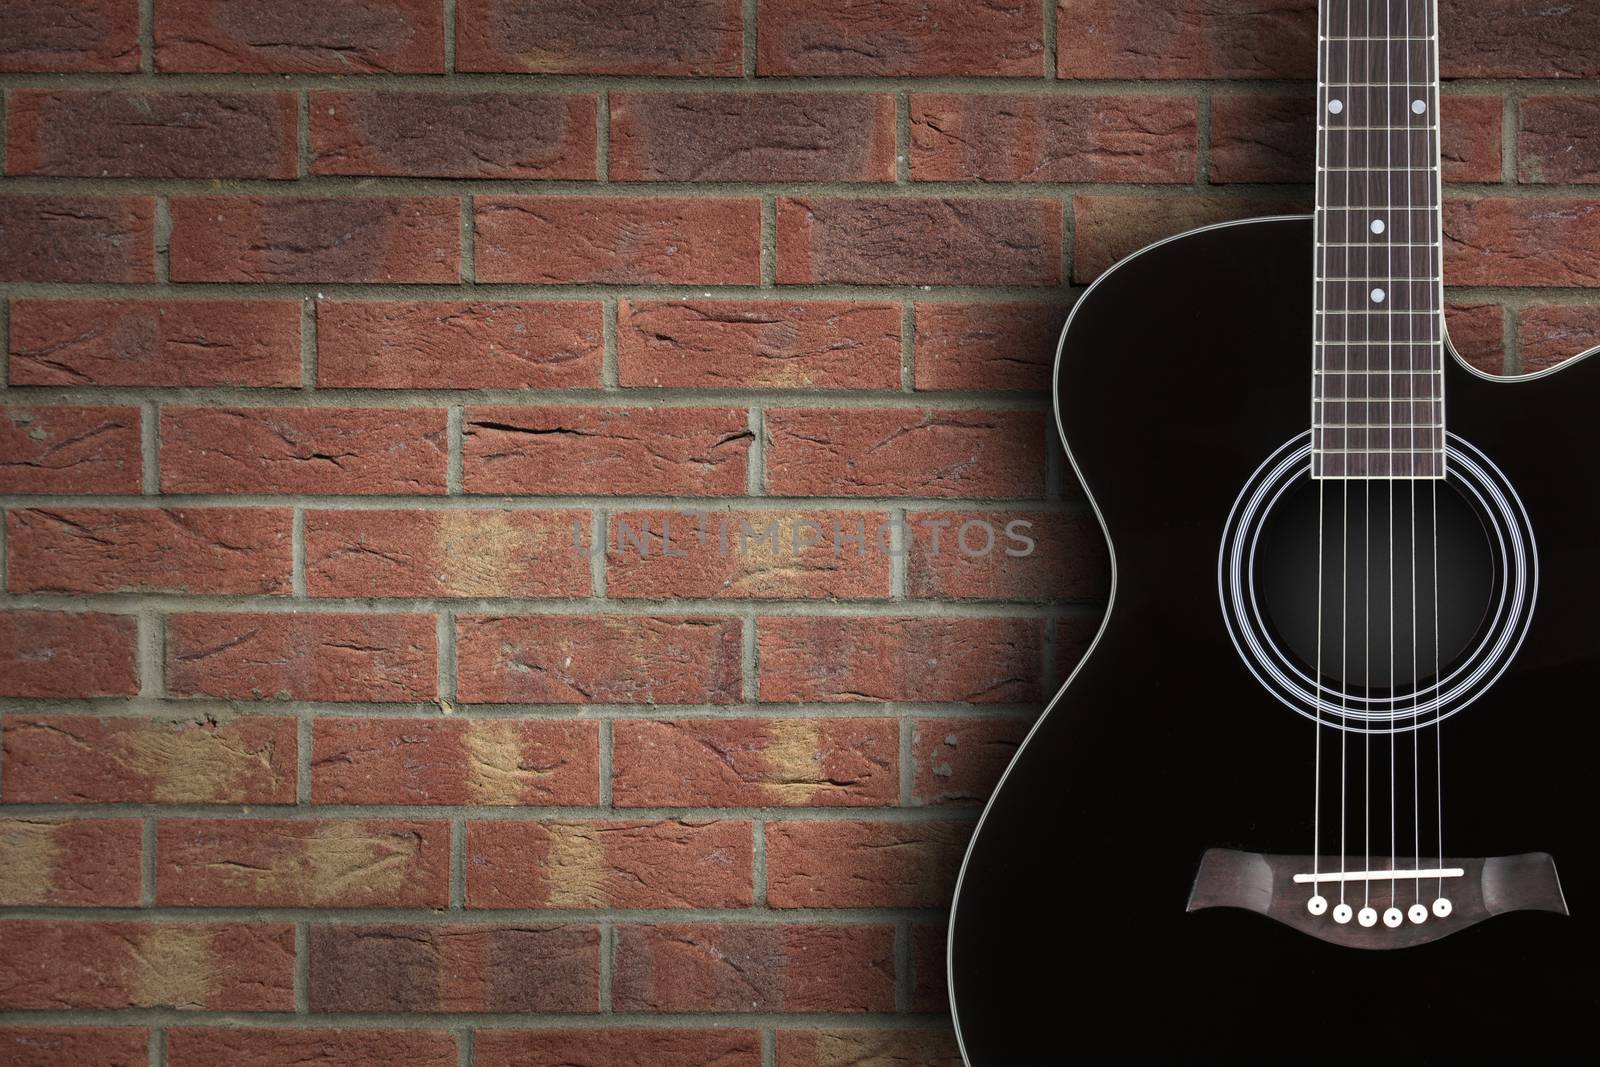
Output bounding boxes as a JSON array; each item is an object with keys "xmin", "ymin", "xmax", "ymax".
[
  {"xmin": 1362, "ymin": 0, "xmax": 1374, "ymax": 923},
  {"xmin": 1310, "ymin": 0, "xmax": 1333, "ymax": 908},
  {"xmin": 1385, "ymin": 0, "xmax": 1400, "ymax": 925},
  {"xmin": 1429, "ymin": 0, "xmax": 1446, "ymax": 912},
  {"xmin": 1404, "ymin": 0, "xmax": 1422, "ymax": 914},
  {"xmin": 1382, "ymin": 0, "xmax": 1395, "ymax": 927},
  {"xmin": 1338, "ymin": 0, "xmax": 1354, "ymax": 912}
]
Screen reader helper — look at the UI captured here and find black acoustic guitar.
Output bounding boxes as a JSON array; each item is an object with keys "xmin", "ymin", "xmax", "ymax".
[{"xmin": 947, "ymin": 1, "xmax": 1600, "ymax": 1062}]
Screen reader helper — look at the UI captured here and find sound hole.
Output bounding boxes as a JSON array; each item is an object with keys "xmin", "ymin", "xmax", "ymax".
[{"xmin": 1254, "ymin": 477, "xmax": 1496, "ymax": 700}]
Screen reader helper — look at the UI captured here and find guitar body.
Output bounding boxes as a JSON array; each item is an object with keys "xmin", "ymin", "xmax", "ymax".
[{"xmin": 948, "ymin": 217, "xmax": 1600, "ymax": 1063}]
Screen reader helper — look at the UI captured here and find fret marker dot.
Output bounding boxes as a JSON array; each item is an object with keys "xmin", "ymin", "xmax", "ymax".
[
  {"xmin": 1371, "ymin": 219, "xmax": 1386, "ymax": 235},
  {"xmin": 1413, "ymin": 99, "xmax": 1427, "ymax": 114},
  {"xmin": 1372, "ymin": 288, "xmax": 1386, "ymax": 304},
  {"xmin": 1328, "ymin": 99, "xmax": 1344, "ymax": 114}
]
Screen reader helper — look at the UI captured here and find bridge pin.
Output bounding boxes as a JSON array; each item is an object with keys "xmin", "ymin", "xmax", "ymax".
[
  {"xmin": 1408, "ymin": 904, "xmax": 1428, "ymax": 924},
  {"xmin": 1383, "ymin": 907, "xmax": 1404, "ymax": 928},
  {"xmin": 1432, "ymin": 897, "xmax": 1453, "ymax": 918},
  {"xmin": 1358, "ymin": 907, "xmax": 1378, "ymax": 927},
  {"xmin": 1307, "ymin": 894, "xmax": 1328, "ymax": 916},
  {"xmin": 1332, "ymin": 903, "xmax": 1353, "ymax": 924}
]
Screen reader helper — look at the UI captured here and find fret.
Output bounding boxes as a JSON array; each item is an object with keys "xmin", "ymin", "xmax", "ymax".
[
  {"xmin": 1316, "ymin": 208, "xmax": 1439, "ymax": 244},
  {"xmin": 1315, "ymin": 254, "xmax": 1442, "ymax": 273},
  {"xmin": 1316, "ymin": 385, "xmax": 1442, "ymax": 403},
  {"xmin": 1324, "ymin": 43, "xmax": 1437, "ymax": 86},
  {"xmin": 1315, "ymin": 432, "xmax": 1447, "ymax": 453},
  {"xmin": 1318, "ymin": 309, "xmax": 1439, "ymax": 316},
  {"xmin": 1323, "ymin": 35, "xmax": 1435, "ymax": 41},
  {"xmin": 1317, "ymin": 343, "xmax": 1442, "ymax": 372},
  {"xmin": 1315, "ymin": 397, "xmax": 1442, "ymax": 411},
  {"xmin": 1318, "ymin": 171, "xmax": 1446, "ymax": 207},
  {"xmin": 1315, "ymin": 278, "xmax": 1439, "ymax": 300},
  {"xmin": 1317, "ymin": 276, "xmax": 1441, "ymax": 283},
  {"xmin": 1314, "ymin": 455, "xmax": 1446, "ymax": 479},
  {"xmin": 1322, "ymin": 125, "xmax": 1440, "ymax": 132}
]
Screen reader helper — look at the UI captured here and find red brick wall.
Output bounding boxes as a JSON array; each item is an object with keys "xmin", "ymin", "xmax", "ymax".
[{"xmin": 1, "ymin": 1, "xmax": 1596, "ymax": 1064}]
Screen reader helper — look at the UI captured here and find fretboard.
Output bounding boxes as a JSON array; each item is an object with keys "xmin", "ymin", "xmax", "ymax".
[{"xmin": 1312, "ymin": 0, "xmax": 1445, "ymax": 480}]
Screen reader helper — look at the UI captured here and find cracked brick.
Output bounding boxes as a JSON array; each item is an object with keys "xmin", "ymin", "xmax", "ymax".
[
  {"xmin": 758, "ymin": 616, "xmax": 1043, "ymax": 703},
  {"xmin": 6, "ymin": 90, "xmax": 297, "ymax": 178},
  {"xmin": 456, "ymin": 615, "xmax": 742, "ymax": 705},
  {"xmin": 166, "ymin": 612, "xmax": 437, "ymax": 702},
  {"xmin": 310, "ymin": 91, "xmax": 596, "ymax": 178}
]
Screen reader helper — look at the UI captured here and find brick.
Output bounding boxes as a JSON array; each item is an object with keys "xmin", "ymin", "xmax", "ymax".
[
  {"xmin": 777, "ymin": 196, "xmax": 1061, "ymax": 287},
  {"xmin": 0, "ymin": 406, "xmax": 141, "ymax": 494},
  {"xmin": 475, "ymin": 197, "xmax": 759, "ymax": 284},
  {"xmin": 911, "ymin": 921, "xmax": 948, "ymax": 1012},
  {"xmin": 759, "ymin": 616, "xmax": 1042, "ymax": 703},
  {"xmin": 170, "ymin": 197, "xmax": 459, "ymax": 283},
  {"xmin": 613, "ymin": 924, "xmax": 895, "ymax": 1012},
  {"xmin": 0, "ymin": 1, "xmax": 139, "ymax": 72},
  {"xmin": 156, "ymin": 0, "xmax": 444, "ymax": 73},
  {"xmin": 8, "ymin": 508, "xmax": 294, "ymax": 595},
  {"xmin": 905, "ymin": 510, "xmax": 1108, "ymax": 600},
  {"xmin": 6, "ymin": 91, "xmax": 297, "ymax": 179},
  {"xmin": 610, "ymin": 93, "xmax": 895, "ymax": 182},
  {"xmin": 911, "ymin": 717, "xmax": 1031, "ymax": 805},
  {"xmin": 463, "ymin": 406, "xmax": 751, "ymax": 496},
  {"xmin": 913, "ymin": 302, "xmax": 1063, "ymax": 392},
  {"xmin": 1057, "ymin": 0, "xmax": 1314, "ymax": 79},
  {"xmin": 457, "ymin": 0, "xmax": 741, "ymax": 74},
  {"xmin": 9, "ymin": 299, "xmax": 301, "ymax": 387},
  {"xmin": 157, "ymin": 819, "xmax": 450, "ymax": 908},
  {"xmin": 167, "ymin": 613, "xmax": 436, "ymax": 702},
  {"xmin": 475, "ymin": 1030, "xmax": 761, "ymax": 1067},
  {"xmin": 1520, "ymin": 97, "xmax": 1600, "ymax": 184},
  {"xmin": 1445, "ymin": 302, "xmax": 1507, "ymax": 375},
  {"xmin": 3, "ymin": 715, "xmax": 297, "ymax": 804},
  {"xmin": 0, "ymin": 819, "xmax": 142, "ymax": 906},
  {"xmin": 1518, "ymin": 305, "xmax": 1600, "ymax": 374},
  {"xmin": 316, "ymin": 301, "xmax": 602, "ymax": 389},
  {"xmin": 0, "ymin": 196, "xmax": 153, "ymax": 282},
  {"xmin": 612, "ymin": 719, "xmax": 898, "ymax": 808},
  {"xmin": 0, "ymin": 921, "xmax": 295, "ymax": 1010},
  {"xmin": 309, "ymin": 924, "xmax": 599, "ymax": 1013},
  {"xmin": 605, "ymin": 509, "xmax": 893, "ymax": 600},
  {"xmin": 306, "ymin": 509, "xmax": 591, "ymax": 598},
  {"xmin": 1209, "ymin": 95, "xmax": 1502, "ymax": 184},
  {"xmin": 1440, "ymin": 0, "xmax": 1600, "ymax": 78},
  {"xmin": 911, "ymin": 94, "xmax": 1197, "ymax": 183},
  {"xmin": 765, "ymin": 408, "xmax": 1046, "ymax": 499},
  {"xmin": 766, "ymin": 821, "xmax": 968, "ymax": 908},
  {"xmin": 776, "ymin": 1029, "xmax": 962, "ymax": 1067},
  {"xmin": 311, "ymin": 91, "xmax": 595, "ymax": 178},
  {"xmin": 168, "ymin": 1029, "xmax": 457, "ymax": 1067},
  {"xmin": 0, "ymin": 611, "xmax": 137, "ymax": 698},
  {"xmin": 759, "ymin": 0, "xmax": 1042, "ymax": 76},
  {"xmin": 0, "ymin": 1028, "xmax": 148, "ymax": 1066},
  {"xmin": 312, "ymin": 718, "xmax": 600, "ymax": 806},
  {"xmin": 1071, "ymin": 193, "xmax": 1308, "ymax": 282},
  {"xmin": 618, "ymin": 300, "xmax": 900, "ymax": 390},
  {"xmin": 456, "ymin": 615, "xmax": 742, "ymax": 704},
  {"xmin": 467, "ymin": 820, "xmax": 753, "ymax": 909},
  {"xmin": 160, "ymin": 407, "xmax": 448, "ymax": 495},
  {"xmin": 1445, "ymin": 199, "xmax": 1600, "ymax": 288}
]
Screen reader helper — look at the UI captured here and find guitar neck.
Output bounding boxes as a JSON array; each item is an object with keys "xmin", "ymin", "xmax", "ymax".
[{"xmin": 1311, "ymin": 0, "xmax": 1446, "ymax": 480}]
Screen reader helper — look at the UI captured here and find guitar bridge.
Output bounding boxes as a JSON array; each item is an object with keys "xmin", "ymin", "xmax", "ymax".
[{"xmin": 1187, "ymin": 848, "xmax": 1567, "ymax": 949}]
